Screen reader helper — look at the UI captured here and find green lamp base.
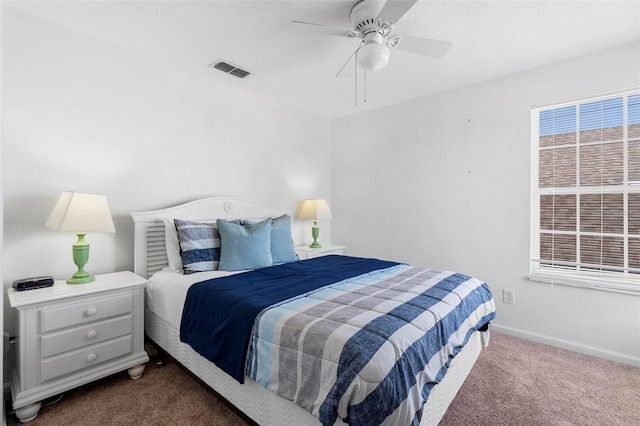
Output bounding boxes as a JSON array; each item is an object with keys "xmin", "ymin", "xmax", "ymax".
[
  {"xmin": 309, "ymin": 220, "xmax": 322, "ymax": 248},
  {"xmin": 67, "ymin": 273, "xmax": 95, "ymax": 285},
  {"xmin": 67, "ymin": 232, "xmax": 95, "ymax": 285}
]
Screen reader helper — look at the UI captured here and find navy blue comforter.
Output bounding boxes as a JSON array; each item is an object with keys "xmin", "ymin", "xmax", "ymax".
[{"xmin": 179, "ymin": 255, "xmax": 400, "ymax": 383}]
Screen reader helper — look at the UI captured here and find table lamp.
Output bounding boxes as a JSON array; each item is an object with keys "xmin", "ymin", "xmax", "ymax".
[
  {"xmin": 45, "ymin": 192, "xmax": 116, "ymax": 284},
  {"xmin": 298, "ymin": 199, "xmax": 333, "ymax": 248}
]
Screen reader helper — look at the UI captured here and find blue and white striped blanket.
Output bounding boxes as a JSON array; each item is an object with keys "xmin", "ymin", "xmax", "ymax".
[{"xmin": 246, "ymin": 263, "xmax": 495, "ymax": 426}]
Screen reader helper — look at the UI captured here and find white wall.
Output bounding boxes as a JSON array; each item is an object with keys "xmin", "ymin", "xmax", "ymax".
[
  {"xmin": 0, "ymin": 3, "xmax": 5, "ymax": 423},
  {"xmin": 331, "ymin": 42, "xmax": 640, "ymax": 366},
  {"xmin": 1, "ymin": 5, "xmax": 331, "ymax": 374}
]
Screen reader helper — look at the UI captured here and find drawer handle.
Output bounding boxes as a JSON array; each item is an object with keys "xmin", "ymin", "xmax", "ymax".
[
  {"xmin": 85, "ymin": 307, "xmax": 98, "ymax": 317},
  {"xmin": 87, "ymin": 353, "xmax": 97, "ymax": 363},
  {"xmin": 86, "ymin": 330, "xmax": 98, "ymax": 339}
]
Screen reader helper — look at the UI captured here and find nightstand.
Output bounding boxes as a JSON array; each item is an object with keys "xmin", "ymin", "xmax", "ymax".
[
  {"xmin": 7, "ymin": 271, "xmax": 149, "ymax": 422},
  {"xmin": 295, "ymin": 244, "xmax": 346, "ymax": 260}
]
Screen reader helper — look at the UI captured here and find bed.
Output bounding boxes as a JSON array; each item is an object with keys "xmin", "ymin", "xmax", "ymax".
[{"xmin": 131, "ymin": 197, "xmax": 495, "ymax": 426}]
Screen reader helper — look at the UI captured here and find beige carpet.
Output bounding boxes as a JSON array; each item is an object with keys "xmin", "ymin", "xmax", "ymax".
[
  {"xmin": 11, "ymin": 362, "xmax": 249, "ymax": 426},
  {"xmin": 9, "ymin": 332, "xmax": 639, "ymax": 425},
  {"xmin": 440, "ymin": 332, "xmax": 640, "ymax": 426}
]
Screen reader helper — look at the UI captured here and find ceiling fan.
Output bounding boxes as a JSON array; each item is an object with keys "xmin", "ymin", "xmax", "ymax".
[{"xmin": 293, "ymin": 0, "xmax": 452, "ymax": 76}]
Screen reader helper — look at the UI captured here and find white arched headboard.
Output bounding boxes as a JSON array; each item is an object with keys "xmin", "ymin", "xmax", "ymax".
[{"xmin": 130, "ymin": 197, "xmax": 285, "ymax": 278}]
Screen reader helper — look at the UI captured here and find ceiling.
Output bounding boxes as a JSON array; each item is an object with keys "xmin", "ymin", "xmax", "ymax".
[{"xmin": 6, "ymin": 0, "xmax": 640, "ymax": 119}]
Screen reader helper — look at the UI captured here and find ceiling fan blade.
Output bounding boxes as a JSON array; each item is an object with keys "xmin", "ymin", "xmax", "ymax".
[
  {"xmin": 377, "ymin": 0, "xmax": 419, "ymax": 24},
  {"xmin": 336, "ymin": 44, "xmax": 362, "ymax": 78},
  {"xmin": 393, "ymin": 35, "xmax": 452, "ymax": 59},
  {"xmin": 292, "ymin": 20, "xmax": 352, "ymax": 37}
]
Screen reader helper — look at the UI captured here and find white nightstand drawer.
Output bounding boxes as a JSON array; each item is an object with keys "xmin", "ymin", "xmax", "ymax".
[
  {"xmin": 41, "ymin": 335, "xmax": 133, "ymax": 382},
  {"xmin": 41, "ymin": 315, "xmax": 133, "ymax": 358},
  {"xmin": 40, "ymin": 292, "xmax": 132, "ymax": 333}
]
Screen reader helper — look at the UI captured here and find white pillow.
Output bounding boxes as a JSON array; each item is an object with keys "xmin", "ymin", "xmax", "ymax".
[{"xmin": 163, "ymin": 218, "xmax": 182, "ymax": 271}]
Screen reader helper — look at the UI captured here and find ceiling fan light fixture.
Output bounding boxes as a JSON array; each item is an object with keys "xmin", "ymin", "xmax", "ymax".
[{"xmin": 358, "ymin": 41, "xmax": 390, "ymax": 71}]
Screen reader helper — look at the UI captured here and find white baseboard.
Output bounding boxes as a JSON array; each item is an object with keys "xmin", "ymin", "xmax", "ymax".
[{"xmin": 491, "ymin": 323, "xmax": 640, "ymax": 367}]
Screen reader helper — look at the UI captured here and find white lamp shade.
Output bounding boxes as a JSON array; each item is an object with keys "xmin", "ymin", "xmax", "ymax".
[
  {"xmin": 45, "ymin": 192, "xmax": 116, "ymax": 233},
  {"xmin": 358, "ymin": 42, "xmax": 390, "ymax": 71},
  {"xmin": 298, "ymin": 199, "xmax": 333, "ymax": 220}
]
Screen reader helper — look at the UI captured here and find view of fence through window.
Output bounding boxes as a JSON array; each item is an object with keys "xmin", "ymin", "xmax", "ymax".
[{"xmin": 533, "ymin": 92, "xmax": 640, "ymax": 283}]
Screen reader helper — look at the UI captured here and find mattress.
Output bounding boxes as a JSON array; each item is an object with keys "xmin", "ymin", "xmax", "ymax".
[{"xmin": 146, "ymin": 269, "xmax": 240, "ymax": 329}]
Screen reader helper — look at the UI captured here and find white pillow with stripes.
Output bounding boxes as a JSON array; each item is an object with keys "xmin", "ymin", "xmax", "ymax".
[{"xmin": 174, "ymin": 219, "xmax": 220, "ymax": 274}]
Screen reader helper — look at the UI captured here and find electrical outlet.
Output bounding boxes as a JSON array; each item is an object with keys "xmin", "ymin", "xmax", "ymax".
[{"xmin": 503, "ymin": 289, "xmax": 515, "ymax": 305}]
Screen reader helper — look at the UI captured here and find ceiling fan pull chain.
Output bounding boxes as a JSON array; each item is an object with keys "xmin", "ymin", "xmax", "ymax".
[
  {"xmin": 355, "ymin": 49, "xmax": 358, "ymax": 107},
  {"xmin": 364, "ymin": 69, "xmax": 367, "ymax": 103}
]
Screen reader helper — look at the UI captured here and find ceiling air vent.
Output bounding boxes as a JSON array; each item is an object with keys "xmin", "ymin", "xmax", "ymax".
[{"xmin": 210, "ymin": 60, "xmax": 250, "ymax": 79}]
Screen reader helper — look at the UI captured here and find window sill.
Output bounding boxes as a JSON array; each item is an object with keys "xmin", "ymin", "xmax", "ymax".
[{"xmin": 528, "ymin": 273, "xmax": 640, "ymax": 296}]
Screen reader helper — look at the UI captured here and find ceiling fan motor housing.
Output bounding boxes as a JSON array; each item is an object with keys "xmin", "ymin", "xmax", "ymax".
[{"xmin": 351, "ymin": 0, "xmax": 390, "ymax": 38}]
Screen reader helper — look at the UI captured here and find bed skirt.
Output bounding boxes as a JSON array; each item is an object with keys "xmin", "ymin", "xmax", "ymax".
[{"xmin": 144, "ymin": 308, "xmax": 484, "ymax": 426}]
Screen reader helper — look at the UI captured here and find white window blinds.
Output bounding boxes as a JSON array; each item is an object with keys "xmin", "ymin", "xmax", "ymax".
[{"xmin": 531, "ymin": 91, "xmax": 640, "ymax": 293}]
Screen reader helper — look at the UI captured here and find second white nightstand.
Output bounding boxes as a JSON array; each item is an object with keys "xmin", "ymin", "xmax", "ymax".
[
  {"xmin": 7, "ymin": 271, "xmax": 149, "ymax": 422},
  {"xmin": 295, "ymin": 244, "xmax": 346, "ymax": 260}
]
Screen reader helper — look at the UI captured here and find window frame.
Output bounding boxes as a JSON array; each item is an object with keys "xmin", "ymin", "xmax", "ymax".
[{"xmin": 530, "ymin": 90, "xmax": 640, "ymax": 295}]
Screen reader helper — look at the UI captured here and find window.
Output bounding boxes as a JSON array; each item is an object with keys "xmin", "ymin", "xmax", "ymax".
[{"xmin": 531, "ymin": 91, "xmax": 640, "ymax": 293}]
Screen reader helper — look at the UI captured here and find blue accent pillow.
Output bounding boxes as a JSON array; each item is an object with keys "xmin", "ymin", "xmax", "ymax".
[
  {"xmin": 269, "ymin": 214, "xmax": 299, "ymax": 264},
  {"xmin": 217, "ymin": 218, "xmax": 273, "ymax": 271},
  {"xmin": 244, "ymin": 214, "xmax": 298, "ymax": 264},
  {"xmin": 174, "ymin": 219, "xmax": 220, "ymax": 274}
]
